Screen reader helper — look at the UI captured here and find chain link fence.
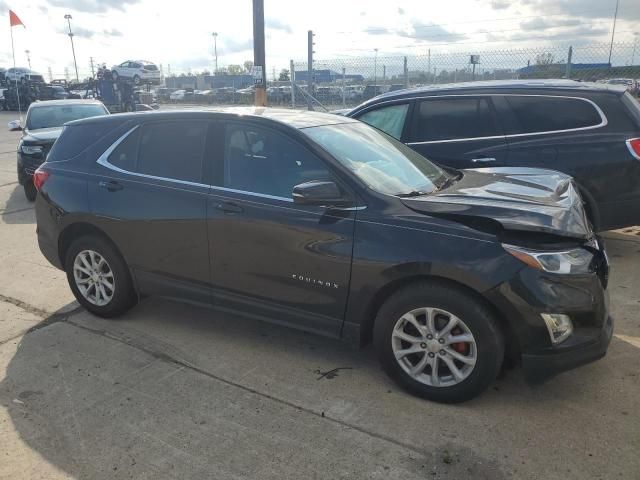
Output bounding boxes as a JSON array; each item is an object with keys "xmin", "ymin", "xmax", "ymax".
[{"xmin": 289, "ymin": 42, "xmax": 640, "ymax": 110}]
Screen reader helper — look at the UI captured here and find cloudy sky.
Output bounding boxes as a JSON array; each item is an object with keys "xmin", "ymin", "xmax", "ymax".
[{"xmin": 1, "ymin": 0, "xmax": 639, "ymax": 79}]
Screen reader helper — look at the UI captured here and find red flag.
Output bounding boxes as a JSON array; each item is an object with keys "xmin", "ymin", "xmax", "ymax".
[{"xmin": 9, "ymin": 10, "xmax": 25, "ymax": 27}]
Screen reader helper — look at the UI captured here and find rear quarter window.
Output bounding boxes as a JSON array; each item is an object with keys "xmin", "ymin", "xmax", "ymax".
[
  {"xmin": 504, "ymin": 96, "xmax": 604, "ymax": 134},
  {"xmin": 47, "ymin": 124, "xmax": 108, "ymax": 162}
]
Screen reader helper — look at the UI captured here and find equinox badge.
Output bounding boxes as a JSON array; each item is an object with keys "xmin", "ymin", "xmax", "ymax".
[{"xmin": 292, "ymin": 274, "xmax": 339, "ymax": 289}]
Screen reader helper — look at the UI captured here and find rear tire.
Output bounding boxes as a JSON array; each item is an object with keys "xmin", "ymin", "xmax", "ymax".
[
  {"xmin": 24, "ymin": 181, "xmax": 37, "ymax": 202},
  {"xmin": 373, "ymin": 282, "xmax": 504, "ymax": 403},
  {"xmin": 64, "ymin": 235, "xmax": 136, "ymax": 318},
  {"xmin": 133, "ymin": 75, "xmax": 140, "ymax": 85}
]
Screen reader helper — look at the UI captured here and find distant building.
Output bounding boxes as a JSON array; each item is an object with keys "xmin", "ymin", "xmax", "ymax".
[
  {"xmin": 517, "ymin": 63, "xmax": 611, "ymax": 75},
  {"xmin": 294, "ymin": 69, "xmax": 364, "ymax": 83}
]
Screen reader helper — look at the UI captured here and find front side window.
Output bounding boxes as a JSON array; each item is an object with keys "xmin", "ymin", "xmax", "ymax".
[
  {"xmin": 223, "ymin": 124, "xmax": 331, "ymax": 199},
  {"xmin": 304, "ymin": 122, "xmax": 449, "ymax": 196},
  {"xmin": 505, "ymin": 96, "xmax": 603, "ymax": 134},
  {"xmin": 409, "ymin": 97, "xmax": 500, "ymax": 142},
  {"xmin": 357, "ymin": 103, "xmax": 409, "ymax": 140}
]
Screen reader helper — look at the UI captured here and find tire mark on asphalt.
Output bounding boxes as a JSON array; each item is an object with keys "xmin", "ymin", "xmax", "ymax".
[
  {"xmin": 0, "ymin": 206, "xmax": 34, "ymax": 215},
  {"xmin": 67, "ymin": 319, "xmax": 437, "ymax": 460},
  {"xmin": 0, "ymin": 181, "xmax": 18, "ymax": 188},
  {"xmin": 0, "ymin": 294, "xmax": 83, "ymax": 347}
]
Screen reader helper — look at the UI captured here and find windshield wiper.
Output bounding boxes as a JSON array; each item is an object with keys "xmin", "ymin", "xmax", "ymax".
[
  {"xmin": 437, "ymin": 171, "xmax": 463, "ymax": 191},
  {"xmin": 396, "ymin": 190, "xmax": 430, "ymax": 198}
]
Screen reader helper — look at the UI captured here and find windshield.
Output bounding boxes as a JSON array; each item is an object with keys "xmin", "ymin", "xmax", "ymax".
[
  {"xmin": 26, "ymin": 104, "xmax": 107, "ymax": 130},
  {"xmin": 303, "ymin": 122, "xmax": 449, "ymax": 196}
]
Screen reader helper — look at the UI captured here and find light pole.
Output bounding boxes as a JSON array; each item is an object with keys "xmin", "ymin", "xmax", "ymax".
[
  {"xmin": 25, "ymin": 50, "xmax": 31, "ymax": 69},
  {"xmin": 64, "ymin": 14, "xmax": 79, "ymax": 82},
  {"xmin": 212, "ymin": 32, "xmax": 218, "ymax": 74},
  {"xmin": 607, "ymin": 0, "xmax": 619, "ymax": 65},
  {"xmin": 632, "ymin": 34, "xmax": 638, "ymax": 66},
  {"xmin": 374, "ymin": 48, "xmax": 378, "ymax": 87}
]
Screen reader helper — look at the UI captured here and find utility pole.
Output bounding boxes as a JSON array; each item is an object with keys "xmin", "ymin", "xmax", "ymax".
[
  {"xmin": 374, "ymin": 48, "xmax": 378, "ymax": 86},
  {"xmin": 64, "ymin": 14, "xmax": 79, "ymax": 82},
  {"xmin": 565, "ymin": 46, "xmax": 573, "ymax": 78},
  {"xmin": 211, "ymin": 32, "xmax": 218, "ymax": 74},
  {"xmin": 427, "ymin": 49, "xmax": 431, "ymax": 83},
  {"xmin": 47, "ymin": 66, "xmax": 53, "ymax": 82},
  {"xmin": 89, "ymin": 56, "xmax": 95, "ymax": 78},
  {"xmin": 307, "ymin": 30, "xmax": 314, "ymax": 110},
  {"xmin": 252, "ymin": 0, "xmax": 267, "ymax": 106},
  {"xmin": 632, "ymin": 34, "xmax": 638, "ymax": 66},
  {"xmin": 607, "ymin": 0, "xmax": 619, "ymax": 65},
  {"xmin": 290, "ymin": 59, "xmax": 295, "ymax": 108},
  {"xmin": 403, "ymin": 56, "xmax": 408, "ymax": 88},
  {"xmin": 25, "ymin": 50, "xmax": 31, "ymax": 69}
]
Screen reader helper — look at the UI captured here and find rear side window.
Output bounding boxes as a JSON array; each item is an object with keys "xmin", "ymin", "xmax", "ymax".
[
  {"xmin": 47, "ymin": 124, "xmax": 107, "ymax": 162},
  {"xmin": 137, "ymin": 121, "xmax": 207, "ymax": 182},
  {"xmin": 108, "ymin": 128, "xmax": 139, "ymax": 172},
  {"xmin": 409, "ymin": 97, "xmax": 500, "ymax": 142},
  {"xmin": 505, "ymin": 96, "xmax": 603, "ymax": 134},
  {"xmin": 358, "ymin": 103, "xmax": 409, "ymax": 139}
]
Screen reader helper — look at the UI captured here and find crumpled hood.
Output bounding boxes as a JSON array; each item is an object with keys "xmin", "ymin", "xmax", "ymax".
[
  {"xmin": 402, "ymin": 167, "xmax": 592, "ymax": 239},
  {"xmin": 23, "ymin": 127, "xmax": 63, "ymax": 143}
]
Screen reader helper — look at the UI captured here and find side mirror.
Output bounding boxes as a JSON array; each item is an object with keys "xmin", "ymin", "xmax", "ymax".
[
  {"xmin": 8, "ymin": 120, "xmax": 22, "ymax": 131},
  {"xmin": 292, "ymin": 181, "xmax": 350, "ymax": 207}
]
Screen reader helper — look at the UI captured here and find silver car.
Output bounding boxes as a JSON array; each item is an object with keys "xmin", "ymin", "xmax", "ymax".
[{"xmin": 5, "ymin": 67, "xmax": 45, "ymax": 84}]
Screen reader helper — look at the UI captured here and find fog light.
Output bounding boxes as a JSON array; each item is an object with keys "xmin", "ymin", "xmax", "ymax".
[{"xmin": 541, "ymin": 314, "xmax": 573, "ymax": 344}]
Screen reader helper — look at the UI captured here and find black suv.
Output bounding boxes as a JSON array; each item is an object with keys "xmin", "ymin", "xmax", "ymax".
[
  {"xmin": 34, "ymin": 108, "xmax": 612, "ymax": 403},
  {"xmin": 15, "ymin": 99, "xmax": 109, "ymax": 200},
  {"xmin": 347, "ymin": 80, "xmax": 640, "ymax": 231}
]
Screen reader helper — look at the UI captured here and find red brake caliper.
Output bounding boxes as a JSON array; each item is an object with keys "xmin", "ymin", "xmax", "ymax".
[{"xmin": 450, "ymin": 327, "xmax": 468, "ymax": 354}]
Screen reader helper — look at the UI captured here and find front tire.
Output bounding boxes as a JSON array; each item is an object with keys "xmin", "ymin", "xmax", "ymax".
[
  {"xmin": 133, "ymin": 75, "xmax": 141, "ymax": 85},
  {"xmin": 24, "ymin": 181, "xmax": 37, "ymax": 201},
  {"xmin": 64, "ymin": 235, "xmax": 136, "ymax": 317},
  {"xmin": 373, "ymin": 282, "xmax": 504, "ymax": 403}
]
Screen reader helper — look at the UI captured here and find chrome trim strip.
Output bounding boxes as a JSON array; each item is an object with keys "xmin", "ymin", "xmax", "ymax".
[
  {"xmin": 357, "ymin": 93, "xmax": 608, "ymax": 144},
  {"xmin": 209, "ymin": 185, "xmax": 294, "ymax": 203},
  {"xmin": 625, "ymin": 138, "xmax": 640, "ymax": 161}
]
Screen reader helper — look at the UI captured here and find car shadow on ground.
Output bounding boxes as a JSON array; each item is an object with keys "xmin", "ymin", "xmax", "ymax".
[
  {"xmin": 1, "ymin": 297, "xmax": 638, "ymax": 479},
  {"xmin": 1, "ymin": 184, "xmax": 34, "ymax": 225}
]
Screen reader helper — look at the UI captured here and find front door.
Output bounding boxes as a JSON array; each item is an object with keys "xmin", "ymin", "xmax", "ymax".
[
  {"xmin": 405, "ymin": 96, "xmax": 508, "ymax": 170},
  {"xmin": 206, "ymin": 121, "xmax": 355, "ymax": 337}
]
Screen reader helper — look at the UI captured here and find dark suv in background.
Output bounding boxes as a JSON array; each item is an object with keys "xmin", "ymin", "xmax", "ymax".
[
  {"xmin": 33, "ymin": 108, "xmax": 611, "ymax": 403},
  {"xmin": 347, "ymin": 80, "xmax": 640, "ymax": 231}
]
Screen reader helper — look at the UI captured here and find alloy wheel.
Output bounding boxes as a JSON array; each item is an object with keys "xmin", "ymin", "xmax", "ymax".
[
  {"xmin": 391, "ymin": 307, "xmax": 477, "ymax": 387},
  {"xmin": 73, "ymin": 250, "xmax": 115, "ymax": 306}
]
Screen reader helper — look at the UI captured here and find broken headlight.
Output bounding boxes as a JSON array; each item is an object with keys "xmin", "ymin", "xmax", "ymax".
[{"xmin": 502, "ymin": 244, "xmax": 594, "ymax": 274}]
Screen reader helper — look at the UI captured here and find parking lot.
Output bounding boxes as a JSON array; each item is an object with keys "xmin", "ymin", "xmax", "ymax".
[{"xmin": 0, "ymin": 109, "xmax": 639, "ymax": 479}]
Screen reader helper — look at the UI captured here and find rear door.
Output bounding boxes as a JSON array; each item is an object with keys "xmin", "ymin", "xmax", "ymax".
[
  {"xmin": 405, "ymin": 96, "xmax": 508, "ymax": 169},
  {"xmin": 89, "ymin": 119, "xmax": 212, "ymax": 302}
]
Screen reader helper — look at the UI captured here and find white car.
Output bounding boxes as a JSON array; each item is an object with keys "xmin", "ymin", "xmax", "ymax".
[
  {"xmin": 111, "ymin": 60, "xmax": 161, "ymax": 85},
  {"xmin": 169, "ymin": 89, "xmax": 186, "ymax": 101}
]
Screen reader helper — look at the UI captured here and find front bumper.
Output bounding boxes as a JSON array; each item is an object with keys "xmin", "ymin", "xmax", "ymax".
[
  {"xmin": 522, "ymin": 314, "xmax": 613, "ymax": 383},
  {"xmin": 485, "ymin": 241, "xmax": 611, "ymax": 382}
]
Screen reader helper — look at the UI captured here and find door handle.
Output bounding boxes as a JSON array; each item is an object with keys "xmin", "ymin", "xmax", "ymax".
[
  {"xmin": 471, "ymin": 157, "xmax": 497, "ymax": 163},
  {"xmin": 98, "ymin": 180, "xmax": 124, "ymax": 192},
  {"xmin": 215, "ymin": 202, "xmax": 243, "ymax": 214}
]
